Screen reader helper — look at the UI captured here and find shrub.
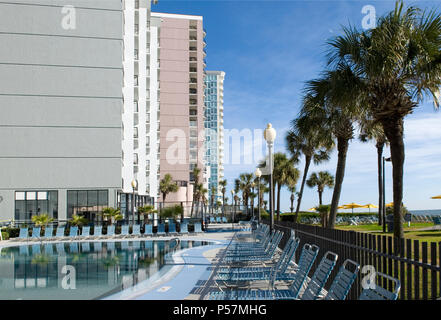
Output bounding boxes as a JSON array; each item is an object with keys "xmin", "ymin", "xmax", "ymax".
[{"xmin": 1, "ymin": 231, "xmax": 9, "ymax": 240}]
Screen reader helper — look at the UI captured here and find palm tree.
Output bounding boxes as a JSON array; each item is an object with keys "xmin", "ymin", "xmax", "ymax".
[
  {"xmin": 259, "ymin": 153, "xmax": 300, "ymax": 221},
  {"xmin": 137, "ymin": 205, "xmax": 157, "ymax": 224},
  {"xmin": 238, "ymin": 173, "xmax": 254, "ymax": 210},
  {"xmin": 288, "ymin": 185, "xmax": 296, "ymax": 213},
  {"xmin": 302, "ymin": 66, "xmax": 363, "ymax": 228},
  {"xmin": 102, "ymin": 207, "xmax": 122, "ymax": 225},
  {"xmin": 70, "ymin": 214, "xmax": 88, "ymax": 227},
  {"xmin": 326, "ymin": 0, "xmax": 441, "ymax": 238},
  {"xmin": 31, "ymin": 213, "xmax": 54, "ymax": 231},
  {"xmin": 190, "ymin": 166, "xmax": 201, "ymax": 217},
  {"xmin": 219, "ymin": 179, "xmax": 227, "ymax": 217},
  {"xmin": 286, "ymin": 115, "xmax": 334, "ymax": 223},
  {"xmin": 359, "ymin": 119, "xmax": 388, "ymax": 226},
  {"xmin": 210, "ymin": 185, "xmax": 216, "ymax": 215},
  {"xmin": 306, "ymin": 171, "xmax": 335, "ymax": 206},
  {"xmin": 159, "ymin": 173, "xmax": 179, "ymax": 203}
]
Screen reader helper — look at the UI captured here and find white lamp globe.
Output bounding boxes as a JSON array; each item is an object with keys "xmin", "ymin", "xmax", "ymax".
[
  {"xmin": 264, "ymin": 123, "xmax": 276, "ymax": 143},
  {"xmin": 255, "ymin": 168, "xmax": 262, "ymax": 178}
]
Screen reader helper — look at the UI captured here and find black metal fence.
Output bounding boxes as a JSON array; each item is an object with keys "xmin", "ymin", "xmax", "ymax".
[{"xmin": 263, "ymin": 220, "xmax": 441, "ymax": 300}]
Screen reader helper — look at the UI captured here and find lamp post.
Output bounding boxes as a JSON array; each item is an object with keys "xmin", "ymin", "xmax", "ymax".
[
  {"xmin": 255, "ymin": 168, "xmax": 262, "ymax": 224},
  {"xmin": 231, "ymin": 190, "xmax": 235, "ymax": 228},
  {"xmin": 264, "ymin": 123, "xmax": 276, "ymax": 234},
  {"xmin": 382, "ymin": 157, "xmax": 391, "ymax": 233},
  {"xmin": 251, "ymin": 182, "xmax": 255, "ymax": 220},
  {"xmin": 131, "ymin": 180, "xmax": 137, "ymax": 226}
]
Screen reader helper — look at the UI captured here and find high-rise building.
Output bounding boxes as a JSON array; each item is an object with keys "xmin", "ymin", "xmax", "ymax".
[
  {"xmin": 151, "ymin": 12, "xmax": 207, "ymax": 208},
  {"xmin": 0, "ymin": 0, "xmax": 125, "ymax": 223},
  {"xmin": 204, "ymin": 71, "xmax": 225, "ymax": 201},
  {"xmin": 120, "ymin": 0, "xmax": 159, "ymax": 220}
]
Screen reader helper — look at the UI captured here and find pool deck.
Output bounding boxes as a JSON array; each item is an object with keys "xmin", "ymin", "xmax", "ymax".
[{"xmin": 0, "ymin": 223, "xmax": 247, "ymax": 300}]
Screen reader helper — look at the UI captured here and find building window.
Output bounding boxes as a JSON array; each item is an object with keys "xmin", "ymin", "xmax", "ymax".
[
  {"xmin": 15, "ymin": 191, "xmax": 58, "ymax": 222},
  {"xmin": 67, "ymin": 190, "xmax": 108, "ymax": 222}
]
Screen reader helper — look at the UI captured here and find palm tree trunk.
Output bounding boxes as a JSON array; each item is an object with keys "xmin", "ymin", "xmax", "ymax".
[
  {"xmin": 294, "ymin": 155, "xmax": 311, "ymax": 222},
  {"xmin": 382, "ymin": 117, "xmax": 405, "ymax": 239},
  {"xmin": 377, "ymin": 142, "xmax": 384, "ymax": 226},
  {"xmin": 318, "ymin": 190, "xmax": 323, "ymax": 206},
  {"xmin": 276, "ymin": 183, "xmax": 281, "ymax": 221},
  {"xmin": 328, "ymin": 137, "xmax": 349, "ymax": 229}
]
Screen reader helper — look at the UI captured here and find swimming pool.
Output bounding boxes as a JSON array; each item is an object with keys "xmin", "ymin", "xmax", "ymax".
[{"xmin": 0, "ymin": 239, "xmax": 209, "ymax": 300}]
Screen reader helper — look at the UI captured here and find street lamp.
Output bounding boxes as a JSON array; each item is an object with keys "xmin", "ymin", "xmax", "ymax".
[
  {"xmin": 231, "ymin": 190, "xmax": 235, "ymax": 227},
  {"xmin": 131, "ymin": 179, "xmax": 138, "ymax": 226},
  {"xmin": 264, "ymin": 123, "xmax": 276, "ymax": 234},
  {"xmin": 382, "ymin": 156, "xmax": 391, "ymax": 233},
  {"xmin": 254, "ymin": 167, "xmax": 262, "ymax": 223}
]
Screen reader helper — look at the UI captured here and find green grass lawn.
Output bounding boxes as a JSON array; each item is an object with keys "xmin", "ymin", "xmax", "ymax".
[{"xmin": 336, "ymin": 222, "xmax": 441, "ymax": 242}]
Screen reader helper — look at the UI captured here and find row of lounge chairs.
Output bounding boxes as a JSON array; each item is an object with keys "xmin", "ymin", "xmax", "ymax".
[
  {"xmin": 206, "ymin": 224, "xmax": 401, "ymax": 300},
  {"xmin": 209, "ymin": 217, "xmax": 229, "ymax": 223},
  {"xmin": 412, "ymin": 214, "xmax": 441, "ymax": 224},
  {"xmin": 12, "ymin": 222, "xmax": 203, "ymax": 241}
]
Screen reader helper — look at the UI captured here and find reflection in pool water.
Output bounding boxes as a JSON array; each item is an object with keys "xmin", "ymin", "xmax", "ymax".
[{"xmin": 0, "ymin": 240, "xmax": 209, "ymax": 300}]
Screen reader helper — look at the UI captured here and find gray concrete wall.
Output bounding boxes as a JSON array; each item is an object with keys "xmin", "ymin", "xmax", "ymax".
[{"xmin": 0, "ymin": 0, "xmax": 123, "ymax": 221}]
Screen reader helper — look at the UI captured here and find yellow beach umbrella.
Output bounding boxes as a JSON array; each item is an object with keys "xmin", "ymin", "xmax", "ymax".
[
  {"xmin": 361, "ymin": 203, "xmax": 378, "ymax": 213},
  {"xmin": 341, "ymin": 202, "xmax": 364, "ymax": 214},
  {"xmin": 308, "ymin": 207, "xmax": 317, "ymax": 212},
  {"xmin": 431, "ymin": 195, "xmax": 441, "ymax": 199},
  {"xmin": 385, "ymin": 202, "xmax": 394, "ymax": 207}
]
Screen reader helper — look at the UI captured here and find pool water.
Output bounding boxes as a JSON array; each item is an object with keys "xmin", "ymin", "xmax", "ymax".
[{"xmin": 0, "ymin": 240, "xmax": 209, "ymax": 300}]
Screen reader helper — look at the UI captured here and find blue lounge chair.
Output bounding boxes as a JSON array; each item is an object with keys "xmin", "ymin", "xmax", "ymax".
[
  {"xmin": 208, "ymin": 244, "xmax": 320, "ymax": 300},
  {"xmin": 68, "ymin": 226, "xmax": 78, "ymax": 239},
  {"xmin": 131, "ymin": 224, "xmax": 141, "ymax": 237},
  {"xmin": 299, "ymin": 251, "xmax": 338, "ymax": 300},
  {"xmin": 193, "ymin": 222, "xmax": 202, "ymax": 233},
  {"xmin": 144, "ymin": 224, "xmax": 153, "ymax": 236},
  {"xmin": 180, "ymin": 223, "xmax": 189, "ymax": 235},
  {"xmin": 80, "ymin": 226, "xmax": 90, "ymax": 238},
  {"xmin": 358, "ymin": 272, "xmax": 400, "ymax": 300},
  {"xmin": 106, "ymin": 225, "xmax": 115, "ymax": 238},
  {"xmin": 215, "ymin": 237, "xmax": 300, "ymax": 282},
  {"xmin": 43, "ymin": 227, "xmax": 54, "ymax": 239},
  {"xmin": 324, "ymin": 259, "xmax": 360, "ymax": 300},
  {"xmin": 217, "ymin": 236, "xmax": 299, "ymax": 274},
  {"xmin": 222, "ymin": 217, "xmax": 228, "ymax": 223},
  {"xmin": 210, "ymin": 217, "xmax": 215, "ymax": 223},
  {"xmin": 17, "ymin": 227, "xmax": 29, "ymax": 241},
  {"xmin": 31, "ymin": 227, "xmax": 41, "ymax": 240},
  {"xmin": 119, "ymin": 225, "xmax": 130, "ymax": 238},
  {"xmin": 168, "ymin": 223, "xmax": 177, "ymax": 235},
  {"xmin": 157, "ymin": 223, "xmax": 166, "ymax": 236},
  {"xmin": 93, "ymin": 226, "xmax": 103, "ymax": 238},
  {"xmin": 216, "ymin": 217, "xmax": 221, "ymax": 223},
  {"xmin": 55, "ymin": 226, "xmax": 65, "ymax": 239}
]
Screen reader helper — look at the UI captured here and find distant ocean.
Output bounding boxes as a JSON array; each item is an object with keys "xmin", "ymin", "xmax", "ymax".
[{"xmin": 410, "ymin": 209, "xmax": 441, "ymax": 216}]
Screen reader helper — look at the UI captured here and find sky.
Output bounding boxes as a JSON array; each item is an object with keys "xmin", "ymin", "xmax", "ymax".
[{"xmin": 153, "ymin": 0, "xmax": 441, "ymax": 212}]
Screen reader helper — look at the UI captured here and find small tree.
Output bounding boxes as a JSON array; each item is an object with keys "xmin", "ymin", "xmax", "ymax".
[
  {"xmin": 159, "ymin": 174, "xmax": 179, "ymax": 204},
  {"xmin": 102, "ymin": 207, "xmax": 123, "ymax": 225},
  {"xmin": 160, "ymin": 205, "xmax": 182, "ymax": 221},
  {"xmin": 31, "ymin": 213, "xmax": 54, "ymax": 231},
  {"xmin": 70, "ymin": 214, "xmax": 88, "ymax": 227},
  {"xmin": 137, "ymin": 205, "xmax": 157, "ymax": 224},
  {"xmin": 315, "ymin": 204, "xmax": 331, "ymax": 228}
]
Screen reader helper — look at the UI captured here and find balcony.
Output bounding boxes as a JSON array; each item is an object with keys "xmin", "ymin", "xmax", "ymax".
[
  {"xmin": 189, "ymin": 67, "xmax": 197, "ymax": 73},
  {"xmin": 190, "ymin": 78, "xmax": 197, "ymax": 83},
  {"xmin": 189, "ymin": 88, "xmax": 197, "ymax": 94},
  {"xmin": 190, "ymin": 99, "xmax": 197, "ymax": 105},
  {"xmin": 189, "ymin": 46, "xmax": 197, "ymax": 51}
]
